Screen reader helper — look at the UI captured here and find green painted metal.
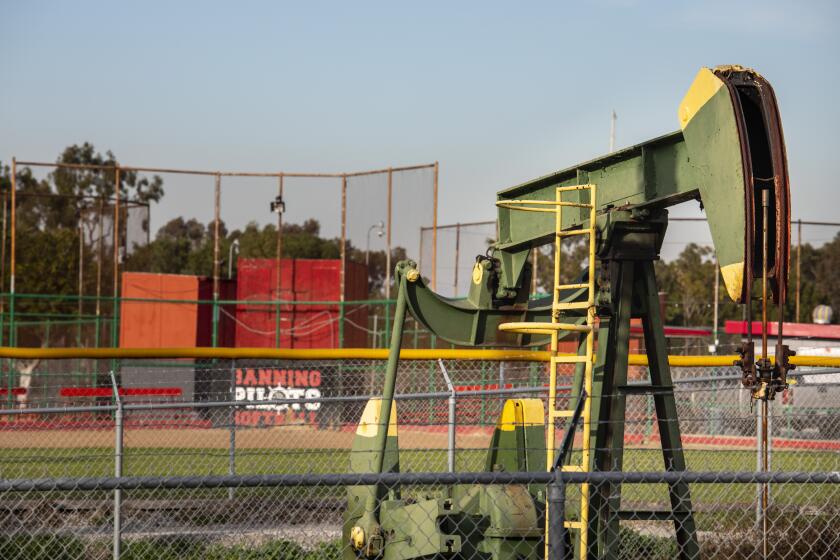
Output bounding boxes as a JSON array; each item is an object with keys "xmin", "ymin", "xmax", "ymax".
[
  {"xmin": 497, "ymin": 130, "xmax": 694, "ymax": 252},
  {"xmin": 681, "ymin": 82, "xmax": 746, "ymax": 275},
  {"xmin": 396, "ymin": 261, "xmax": 586, "ymax": 348},
  {"xmin": 351, "ymin": 266, "xmax": 411, "ymax": 554},
  {"xmin": 211, "ymin": 299, "xmax": 219, "ymax": 348},
  {"xmin": 373, "ymin": 273, "xmax": 408, "ymax": 479},
  {"xmin": 345, "ymin": 65, "xmax": 788, "ymax": 560},
  {"xmin": 484, "ymin": 398, "xmax": 548, "ymax": 500},
  {"xmin": 397, "ymin": 66, "xmax": 775, "ymax": 342},
  {"xmin": 577, "ymin": 230, "xmax": 699, "ymax": 560},
  {"xmin": 338, "ymin": 301, "xmax": 345, "ymax": 348},
  {"xmin": 346, "ymin": 395, "xmax": 549, "ymax": 559}
]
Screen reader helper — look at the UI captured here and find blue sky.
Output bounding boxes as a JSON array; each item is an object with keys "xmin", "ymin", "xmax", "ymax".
[{"xmin": 1, "ymin": 0, "xmax": 838, "ymax": 259}]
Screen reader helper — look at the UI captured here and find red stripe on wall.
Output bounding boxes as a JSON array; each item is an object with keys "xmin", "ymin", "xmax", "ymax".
[{"xmin": 60, "ymin": 387, "xmax": 183, "ymax": 397}]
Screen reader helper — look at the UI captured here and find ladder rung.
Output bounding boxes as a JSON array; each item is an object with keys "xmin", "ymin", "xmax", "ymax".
[
  {"xmin": 554, "ymin": 301, "xmax": 592, "ymax": 311},
  {"xmin": 551, "ymin": 355, "xmax": 589, "ymax": 364},
  {"xmin": 563, "ymin": 520, "xmax": 584, "ymax": 529},
  {"xmin": 498, "ymin": 322, "xmax": 592, "ymax": 335},
  {"xmin": 556, "ymin": 283, "xmax": 589, "ymax": 290},
  {"xmin": 616, "ymin": 384, "xmax": 674, "ymax": 395},
  {"xmin": 560, "ymin": 465, "xmax": 584, "ymax": 472},
  {"xmin": 557, "ymin": 229, "xmax": 592, "ymax": 238},
  {"xmin": 551, "ymin": 409, "xmax": 576, "ymax": 418},
  {"xmin": 556, "ymin": 185, "xmax": 592, "ymax": 193}
]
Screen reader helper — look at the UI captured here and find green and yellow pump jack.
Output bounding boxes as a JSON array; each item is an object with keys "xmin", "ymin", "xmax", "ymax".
[{"xmin": 343, "ymin": 66, "xmax": 792, "ymax": 560}]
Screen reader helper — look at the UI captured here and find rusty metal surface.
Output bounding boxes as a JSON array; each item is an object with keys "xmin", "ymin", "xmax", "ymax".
[{"xmin": 714, "ymin": 66, "xmax": 790, "ymax": 305}]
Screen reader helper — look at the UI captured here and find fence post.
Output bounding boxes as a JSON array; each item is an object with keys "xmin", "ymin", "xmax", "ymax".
[
  {"xmin": 768, "ymin": 399, "xmax": 773, "ymax": 510},
  {"xmin": 498, "ymin": 361, "xmax": 505, "ymax": 408},
  {"xmin": 437, "ymin": 359, "xmax": 456, "ymax": 473},
  {"xmin": 755, "ymin": 401, "xmax": 761, "ymax": 528},
  {"xmin": 108, "ymin": 370, "xmax": 123, "ymax": 560},
  {"xmin": 547, "ymin": 471, "xmax": 566, "ymax": 560},
  {"xmin": 229, "ymin": 359, "xmax": 237, "ymax": 500}
]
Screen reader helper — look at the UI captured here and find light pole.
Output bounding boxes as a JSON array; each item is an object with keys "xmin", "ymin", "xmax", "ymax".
[
  {"xmin": 228, "ymin": 239, "xmax": 240, "ymax": 279},
  {"xmin": 270, "ymin": 194, "xmax": 286, "ymax": 348},
  {"xmin": 367, "ymin": 221, "xmax": 385, "ymax": 349},
  {"xmin": 366, "ymin": 221, "xmax": 385, "ymax": 267}
]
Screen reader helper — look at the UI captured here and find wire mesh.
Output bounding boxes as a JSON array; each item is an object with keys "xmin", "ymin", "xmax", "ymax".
[
  {"xmin": 0, "ymin": 357, "xmax": 838, "ymax": 558},
  {"xmin": 420, "ymin": 221, "xmax": 497, "ymax": 298}
]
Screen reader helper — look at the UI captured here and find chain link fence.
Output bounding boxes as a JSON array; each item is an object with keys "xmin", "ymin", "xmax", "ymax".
[
  {"xmin": 0, "ymin": 357, "xmax": 838, "ymax": 558},
  {"xmin": 420, "ymin": 221, "xmax": 497, "ymax": 299}
]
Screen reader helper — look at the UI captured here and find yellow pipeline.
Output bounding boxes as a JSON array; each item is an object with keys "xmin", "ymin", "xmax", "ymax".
[
  {"xmin": 0, "ymin": 347, "xmax": 544, "ymax": 361},
  {"xmin": 0, "ymin": 346, "xmax": 837, "ymax": 368}
]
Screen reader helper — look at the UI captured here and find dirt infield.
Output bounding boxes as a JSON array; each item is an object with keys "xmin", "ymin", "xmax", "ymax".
[
  {"xmin": 0, "ymin": 425, "xmax": 494, "ymax": 450},
  {"xmin": 1, "ymin": 424, "xmax": 837, "ymax": 452}
]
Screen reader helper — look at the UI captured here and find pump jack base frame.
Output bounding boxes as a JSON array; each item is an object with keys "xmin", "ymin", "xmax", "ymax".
[{"xmin": 574, "ymin": 221, "xmax": 700, "ymax": 560}]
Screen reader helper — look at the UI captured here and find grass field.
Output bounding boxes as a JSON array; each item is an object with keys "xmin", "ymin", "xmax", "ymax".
[
  {"xmin": 1, "ymin": 442, "xmax": 838, "ymax": 560},
  {"xmin": 3, "ymin": 445, "xmax": 838, "ymax": 477},
  {"xmin": 3, "ymin": 446, "xmax": 838, "ymax": 509}
]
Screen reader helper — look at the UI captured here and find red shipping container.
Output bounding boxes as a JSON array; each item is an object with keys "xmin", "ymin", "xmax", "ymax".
[
  {"xmin": 120, "ymin": 272, "xmax": 236, "ymax": 348},
  {"xmin": 235, "ymin": 258, "xmax": 368, "ymax": 348}
]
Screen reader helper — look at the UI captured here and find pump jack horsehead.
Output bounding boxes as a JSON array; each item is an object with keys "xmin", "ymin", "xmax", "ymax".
[{"xmin": 343, "ymin": 65, "xmax": 791, "ymax": 560}]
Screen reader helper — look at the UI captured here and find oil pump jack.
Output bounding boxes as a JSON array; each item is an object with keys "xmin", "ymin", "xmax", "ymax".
[{"xmin": 343, "ymin": 65, "xmax": 792, "ymax": 560}]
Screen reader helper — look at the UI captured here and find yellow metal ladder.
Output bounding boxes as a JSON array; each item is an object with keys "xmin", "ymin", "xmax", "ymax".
[{"xmin": 497, "ymin": 184, "xmax": 597, "ymax": 560}]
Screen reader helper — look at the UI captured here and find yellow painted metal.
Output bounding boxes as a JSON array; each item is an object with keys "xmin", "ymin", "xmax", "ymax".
[
  {"xmin": 350, "ymin": 526, "xmax": 366, "ymax": 550},
  {"xmin": 554, "ymin": 301, "xmax": 592, "ymax": 311},
  {"xmin": 0, "ymin": 345, "xmax": 835, "ymax": 368},
  {"xmin": 498, "ymin": 398, "xmax": 546, "ymax": 431},
  {"xmin": 551, "ymin": 355, "xmax": 589, "ymax": 364},
  {"xmin": 355, "ymin": 398, "xmax": 398, "ymax": 438},
  {"xmin": 720, "ymin": 261, "xmax": 745, "ymax": 302},
  {"xmin": 0, "ymin": 346, "xmax": 551, "ymax": 361},
  {"xmin": 498, "ymin": 322, "xmax": 593, "ymax": 334},
  {"xmin": 678, "ymin": 67, "xmax": 725, "ymax": 129},
  {"xmin": 496, "ymin": 199, "xmax": 593, "ymax": 212},
  {"xmin": 497, "ymin": 184, "xmax": 597, "ymax": 560}
]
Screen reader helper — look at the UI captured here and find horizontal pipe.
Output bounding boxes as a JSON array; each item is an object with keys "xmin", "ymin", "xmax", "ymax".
[
  {"xmin": 0, "ymin": 291, "xmax": 396, "ymax": 306},
  {"xmin": 14, "ymin": 160, "xmax": 435, "ymax": 179},
  {"xmin": 668, "ymin": 217, "xmax": 840, "ymax": 227},
  {"xmin": 0, "ymin": 347, "xmax": 545, "ymax": 360},
  {"xmin": 0, "ymin": 346, "xmax": 837, "ymax": 367},
  {"xmin": 0, "ymin": 470, "xmax": 836, "ymax": 493}
]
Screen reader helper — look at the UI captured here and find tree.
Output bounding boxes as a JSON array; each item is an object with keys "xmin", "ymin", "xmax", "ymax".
[
  {"xmin": 126, "ymin": 217, "xmax": 409, "ymax": 298},
  {"xmin": 812, "ymin": 233, "xmax": 840, "ymax": 318},
  {"xmin": 0, "ymin": 144, "xmax": 165, "ymax": 346},
  {"xmin": 125, "ymin": 217, "xmax": 219, "ymax": 276},
  {"xmin": 655, "ymin": 244, "xmax": 720, "ymax": 326},
  {"xmin": 17, "ymin": 144, "xmax": 162, "ymax": 248}
]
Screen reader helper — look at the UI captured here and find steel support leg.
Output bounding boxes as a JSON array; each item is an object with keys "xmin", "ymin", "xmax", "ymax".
[
  {"xmin": 599, "ymin": 260, "xmax": 634, "ymax": 560},
  {"xmin": 638, "ymin": 261, "xmax": 700, "ymax": 560}
]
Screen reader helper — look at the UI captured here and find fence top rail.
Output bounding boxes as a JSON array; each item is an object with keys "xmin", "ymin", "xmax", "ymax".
[
  {"xmin": 420, "ymin": 220, "xmax": 496, "ymax": 231},
  {"xmin": 0, "ymin": 345, "xmax": 837, "ymax": 368},
  {"xmin": 0, "ymin": 292, "xmax": 396, "ymax": 306},
  {"xmin": 13, "ymin": 160, "xmax": 436, "ymax": 179}
]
